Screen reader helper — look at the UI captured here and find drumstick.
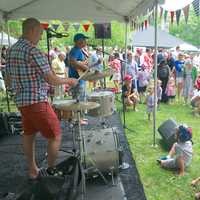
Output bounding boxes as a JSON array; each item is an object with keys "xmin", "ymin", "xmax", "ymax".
[{"xmin": 77, "ymin": 68, "xmax": 90, "ymax": 81}]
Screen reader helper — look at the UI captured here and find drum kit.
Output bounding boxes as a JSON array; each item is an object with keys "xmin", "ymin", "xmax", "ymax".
[{"xmin": 52, "ymin": 69, "xmax": 122, "ymax": 199}]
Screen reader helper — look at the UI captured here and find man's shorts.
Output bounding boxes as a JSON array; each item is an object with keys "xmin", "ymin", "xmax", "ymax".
[{"xmin": 19, "ymin": 102, "xmax": 61, "ymax": 138}]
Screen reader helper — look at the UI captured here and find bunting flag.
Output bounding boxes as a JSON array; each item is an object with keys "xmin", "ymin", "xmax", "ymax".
[
  {"xmin": 160, "ymin": 7, "xmax": 163, "ymax": 19},
  {"xmin": 73, "ymin": 23, "xmax": 80, "ymax": 32},
  {"xmin": 41, "ymin": 23, "xmax": 49, "ymax": 30},
  {"xmin": 62, "ymin": 22, "xmax": 70, "ymax": 31},
  {"xmin": 164, "ymin": 10, "xmax": 168, "ymax": 23},
  {"xmin": 141, "ymin": 22, "xmax": 144, "ymax": 31},
  {"xmin": 144, "ymin": 20, "xmax": 148, "ymax": 29},
  {"xmin": 0, "ymin": 24, "xmax": 3, "ymax": 32},
  {"xmin": 52, "ymin": 24, "xmax": 60, "ymax": 31},
  {"xmin": 193, "ymin": 0, "xmax": 200, "ymax": 16},
  {"xmin": 170, "ymin": 11, "xmax": 175, "ymax": 24},
  {"xmin": 176, "ymin": 10, "xmax": 182, "ymax": 25},
  {"xmin": 148, "ymin": 15, "xmax": 151, "ymax": 25},
  {"xmin": 82, "ymin": 24, "xmax": 90, "ymax": 32},
  {"xmin": 183, "ymin": 5, "xmax": 190, "ymax": 23}
]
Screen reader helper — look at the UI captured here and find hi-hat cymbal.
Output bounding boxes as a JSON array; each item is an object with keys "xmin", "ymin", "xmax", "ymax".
[
  {"xmin": 81, "ymin": 68, "xmax": 114, "ymax": 81},
  {"xmin": 54, "ymin": 100, "xmax": 100, "ymax": 111}
]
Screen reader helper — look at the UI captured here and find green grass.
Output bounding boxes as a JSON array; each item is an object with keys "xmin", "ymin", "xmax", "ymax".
[{"xmin": 119, "ymin": 102, "xmax": 200, "ymax": 200}]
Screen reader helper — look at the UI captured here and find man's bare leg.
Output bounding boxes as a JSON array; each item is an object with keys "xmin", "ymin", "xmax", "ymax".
[
  {"xmin": 23, "ymin": 134, "xmax": 39, "ymax": 178},
  {"xmin": 47, "ymin": 135, "xmax": 62, "ymax": 168}
]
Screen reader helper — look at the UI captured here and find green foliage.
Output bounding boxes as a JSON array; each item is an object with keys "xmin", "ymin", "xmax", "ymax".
[{"xmin": 169, "ymin": 9, "xmax": 200, "ymax": 47}]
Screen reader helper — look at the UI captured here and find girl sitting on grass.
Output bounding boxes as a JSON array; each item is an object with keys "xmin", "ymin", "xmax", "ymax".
[{"xmin": 157, "ymin": 124, "xmax": 193, "ymax": 176}]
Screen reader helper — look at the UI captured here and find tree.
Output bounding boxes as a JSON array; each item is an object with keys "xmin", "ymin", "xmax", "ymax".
[{"xmin": 169, "ymin": 8, "xmax": 200, "ymax": 47}]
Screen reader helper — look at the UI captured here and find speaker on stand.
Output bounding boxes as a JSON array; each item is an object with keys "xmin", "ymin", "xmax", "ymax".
[{"xmin": 94, "ymin": 23, "xmax": 111, "ymax": 88}]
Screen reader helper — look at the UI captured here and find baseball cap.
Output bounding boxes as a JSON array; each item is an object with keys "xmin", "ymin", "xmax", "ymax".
[
  {"xmin": 124, "ymin": 74, "xmax": 132, "ymax": 81},
  {"xmin": 74, "ymin": 33, "xmax": 89, "ymax": 42}
]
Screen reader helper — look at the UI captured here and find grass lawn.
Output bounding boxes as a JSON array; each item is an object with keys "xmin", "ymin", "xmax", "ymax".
[
  {"xmin": 1, "ymin": 89, "xmax": 200, "ymax": 200},
  {"xmin": 118, "ymin": 102, "xmax": 200, "ymax": 200}
]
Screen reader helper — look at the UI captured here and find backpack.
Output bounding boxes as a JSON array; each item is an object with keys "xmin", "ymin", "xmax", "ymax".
[{"xmin": 158, "ymin": 66, "xmax": 169, "ymax": 79}]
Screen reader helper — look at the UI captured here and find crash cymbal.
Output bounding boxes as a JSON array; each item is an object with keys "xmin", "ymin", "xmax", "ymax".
[
  {"xmin": 81, "ymin": 68, "xmax": 114, "ymax": 81},
  {"xmin": 54, "ymin": 100, "xmax": 100, "ymax": 111}
]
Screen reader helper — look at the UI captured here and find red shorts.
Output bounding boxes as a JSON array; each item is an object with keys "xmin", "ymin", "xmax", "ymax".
[{"xmin": 19, "ymin": 102, "xmax": 61, "ymax": 138}]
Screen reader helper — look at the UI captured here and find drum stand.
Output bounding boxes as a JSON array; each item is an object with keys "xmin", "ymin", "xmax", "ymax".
[{"xmin": 72, "ymin": 106, "xmax": 115, "ymax": 199}]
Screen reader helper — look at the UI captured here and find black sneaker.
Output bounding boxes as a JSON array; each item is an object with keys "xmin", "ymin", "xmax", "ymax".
[{"xmin": 46, "ymin": 167, "xmax": 64, "ymax": 177}]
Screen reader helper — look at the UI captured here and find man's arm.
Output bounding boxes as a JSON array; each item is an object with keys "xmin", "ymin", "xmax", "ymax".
[
  {"xmin": 69, "ymin": 58, "xmax": 88, "ymax": 71},
  {"xmin": 44, "ymin": 71, "xmax": 77, "ymax": 86}
]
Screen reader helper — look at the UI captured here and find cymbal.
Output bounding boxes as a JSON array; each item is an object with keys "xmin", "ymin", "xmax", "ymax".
[
  {"xmin": 54, "ymin": 100, "xmax": 100, "ymax": 111},
  {"xmin": 81, "ymin": 68, "xmax": 114, "ymax": 81}
]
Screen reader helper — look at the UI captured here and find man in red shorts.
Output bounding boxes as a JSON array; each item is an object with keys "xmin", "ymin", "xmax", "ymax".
[{"xmin": 5, "ymin": 18, "xmax": 77, "ymax": 179}]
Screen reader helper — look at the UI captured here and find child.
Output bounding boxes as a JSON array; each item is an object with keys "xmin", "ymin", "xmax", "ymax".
[
  {"xmin": 122, "ymin": 74, "xmax": 139, "ymax": 111},
  {"xmin": 157, "ymin": 80, "xmax": 162, "ymax": 109},
  {"xmin": 138, "ymin": 66, "xmax": 150, "ymax": 103},
  {"xmin": 165, "ymin": 76, "xmax": 176, "ymax": 104},
  {"xmin": 109, "ymin": 53, "xmax": 121, "ymax": 92},
  {"xmin": 157, "ymin": 124, "xmax": 193, "ymax": 176},
  {"xmin": 146, "ymin": 86, "xmax": 155, "ymax": 121}
]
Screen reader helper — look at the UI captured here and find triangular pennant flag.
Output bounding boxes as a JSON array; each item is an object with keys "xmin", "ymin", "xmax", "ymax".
[
  {"xmin": 183, "ymin": 5, "xmax": 190, "ymax": 23},
  {"xmin": 192, "ymin": 0, "xmax": 200, "ymax": 16},
  {"xmin": 144, "ymin": 20, "xmax": 148, "ymax": 29},
  {"xmin": 176, "ymin": 10, "xmax": 181, "ymax": 25},
  {"xmin": 148, "ymin": 15, "xmax": 151, "ymax": 25},
  {"xmin": 73, "ymin": 23, "xmax": 80, "ymax": 32},
  {"xmin": 164, "ymin": 10, "xmax": 168, "ymax": 23},
  {"xmin": 130, "ymin": 20, "xmax": 134, "ymax": 31},
  {"xmin": 160, "ymin": 7, "xmax": 163, "ymax": 19},
  {"xmin": 170, "ymin": 11, "xmax": 175, "ymax": 24},
  {"xmin": 52, "ymin": 24, "xmax": 60, "ymax": 31},
  {"xmin": 82, "ymin": 24, "xmax": 90, "ymax": 32},
  {"xmin": 141, "ymin": 22, "xmax": 144, "ymax": 31},
  {"xmin": 62, "ymin": 22, "xmax": 70, "ymax": 31},
  {"xmin": 41, "ymin": 23, "xmax": 49, "ymax": 30}
]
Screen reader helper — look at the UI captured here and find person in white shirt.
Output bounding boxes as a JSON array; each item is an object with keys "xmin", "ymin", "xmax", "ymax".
[{"xmin": 52, "ymin": 52, "xmax": 67, "ymax": 99}]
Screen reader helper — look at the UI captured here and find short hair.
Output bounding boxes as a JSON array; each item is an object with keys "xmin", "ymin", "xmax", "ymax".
[{"xmin": 22, "ymin": 18, "xmax": 40, "ymax": 34}]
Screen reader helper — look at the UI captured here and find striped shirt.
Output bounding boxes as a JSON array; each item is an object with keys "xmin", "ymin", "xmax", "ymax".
[{"xmin": 6, "ymin": 38, "xmax": 51, "ymax": 107}]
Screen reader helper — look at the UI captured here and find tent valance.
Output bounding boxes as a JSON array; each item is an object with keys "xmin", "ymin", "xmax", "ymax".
[{"xmin": 0, "ymin": 0, "xmax": 155, "ymax": 23}]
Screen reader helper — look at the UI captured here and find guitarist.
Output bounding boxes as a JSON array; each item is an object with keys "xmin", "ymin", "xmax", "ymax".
[{"xmin": 69, "ymin": 33, "xmax": 89, "ymax": 101}]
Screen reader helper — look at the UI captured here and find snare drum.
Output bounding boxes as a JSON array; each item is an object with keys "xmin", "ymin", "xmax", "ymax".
[
  {"xmin": 88, "ymin": 91, "xmax": 115, "ymax": 117},
  {"xmin": 52, "ymin": 100, "xmax": 74, "ymax": 121}
]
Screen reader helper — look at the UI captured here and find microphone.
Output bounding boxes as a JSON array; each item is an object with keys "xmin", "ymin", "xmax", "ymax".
[{"xmin": 46, "ymin": 28, "xmax": 69, "ymax": 38}]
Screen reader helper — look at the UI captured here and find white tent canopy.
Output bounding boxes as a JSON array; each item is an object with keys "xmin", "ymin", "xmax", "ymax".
[
  {"xmin": 0, "ymin": 0, "xmax": 155, "ymax": 22},
  {"xmin": 171, "ymin": 43, "xmax": 199, "ymax": 52},
  {"xmin": 0, "ymin": 32, "xmax": 17, "ymax": 45},
  {"xmin": 160, "ymin": 0, "xmax": 194, "ymax": 11}
]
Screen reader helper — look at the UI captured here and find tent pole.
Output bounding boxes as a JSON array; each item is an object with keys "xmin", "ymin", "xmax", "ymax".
[
  {"xmin": 5, "ymin": 20, "xmax": 11, "ymax": 112},
  {"xmin": 121, "ymin": 17, "xmax": 134, "ymax": 133},
  {"xmin": 153, "ymin": 0, "xmax": 158, "ymax": 146}
]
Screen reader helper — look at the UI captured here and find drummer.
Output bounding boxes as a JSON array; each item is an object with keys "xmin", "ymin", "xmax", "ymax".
[{"xmin": 68, "ymin": 33, "xmax": 89, "ymax": 101}]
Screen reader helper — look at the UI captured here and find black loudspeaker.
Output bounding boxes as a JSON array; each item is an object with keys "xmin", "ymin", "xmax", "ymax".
[
  {"xmin": 158, "ymin": 119, "xmax": 178, "ymax": 148},
  {"xmin": 94, "ymin": 23, "xmax": 111, "ymax": 39}
]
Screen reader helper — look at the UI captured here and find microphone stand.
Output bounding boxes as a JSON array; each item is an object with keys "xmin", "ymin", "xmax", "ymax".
[{"xmin": 90, "ymin": 45, "xmax": 134, "ymax": 133}]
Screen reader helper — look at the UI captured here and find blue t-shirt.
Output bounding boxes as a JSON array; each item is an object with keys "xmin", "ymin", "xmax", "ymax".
[
  {"xmin": 175, "ymin": 60, "xmax": 184, "ymax": 78},
  {"xmin": 69, "ymin": 46, "xmax": 85, "ymax": 77},
  {"xmin": 69, "ymin": 46, "xmax": 85, "ymax": 85}
]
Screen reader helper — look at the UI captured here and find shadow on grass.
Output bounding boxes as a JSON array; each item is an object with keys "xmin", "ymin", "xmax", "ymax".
[{"xmin": 158, "ymin": 139, "xmax": 171, "ymax": 151}]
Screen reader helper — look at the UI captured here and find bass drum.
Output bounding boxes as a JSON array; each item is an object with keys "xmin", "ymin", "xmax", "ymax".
[{"xmin": 83, "ymin": 128, "xmax": 122, "ymax": 176}]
